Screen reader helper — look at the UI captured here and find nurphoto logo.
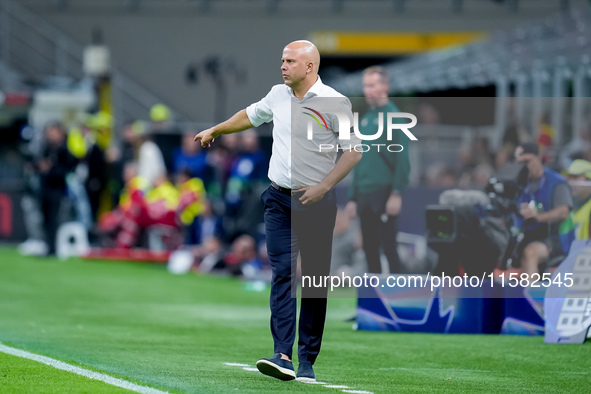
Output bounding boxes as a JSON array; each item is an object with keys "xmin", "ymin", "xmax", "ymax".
[{"xmin": 302, "ymin": 108, "xmax": 418, "ymax": 152}]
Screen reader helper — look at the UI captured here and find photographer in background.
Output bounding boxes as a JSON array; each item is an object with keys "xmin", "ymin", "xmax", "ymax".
[
  {"xmin": 514, "ymin": 142, "xmax": 574, "ymax": 277},
  {"xmin": 38, "ymin": 122, "xmax": 76, "ymax": 255}
]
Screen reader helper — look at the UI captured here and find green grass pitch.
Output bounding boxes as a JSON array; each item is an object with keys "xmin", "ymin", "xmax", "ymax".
[{"xmin": 0, "ymin": 246, "xmax": 589, "ymax": 393}]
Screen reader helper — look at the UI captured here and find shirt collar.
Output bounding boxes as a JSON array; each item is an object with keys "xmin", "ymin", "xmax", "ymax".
[{"xmin": 287, "ymin": 76, "xmax": 323, "ymax": 99}]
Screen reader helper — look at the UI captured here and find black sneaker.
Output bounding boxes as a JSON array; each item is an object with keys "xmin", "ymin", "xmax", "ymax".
[
  {"xmin": 256, "ymin": 354, "xmax": 295, "ymax": 381},
  {"xmin": 296, "ymin": 361, "xmax": 315, "ymax": 382}
]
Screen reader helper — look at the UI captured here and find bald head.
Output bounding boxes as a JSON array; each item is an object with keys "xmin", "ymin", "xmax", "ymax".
[
  {"xmin": 281, "ymin": 40, "xmax": 321, "ymax": 96},
  {"xmin": 284, "ymin": 40, "xmax": 320, "ymax": 73}
]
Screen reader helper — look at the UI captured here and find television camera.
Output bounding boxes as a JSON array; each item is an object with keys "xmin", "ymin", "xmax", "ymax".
[{"xmin": 425, "ymin": 162, "xmax": 529, "ymax": 276}]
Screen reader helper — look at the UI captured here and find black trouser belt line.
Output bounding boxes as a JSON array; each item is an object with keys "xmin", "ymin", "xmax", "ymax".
[{"xmin": 271, "ymin": 181, "xmax": 304, "ymax": 197}]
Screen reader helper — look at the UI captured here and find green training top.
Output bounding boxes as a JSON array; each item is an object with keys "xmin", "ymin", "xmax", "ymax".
[{"xmin": 348, "ymin": 101, "xmax": 410, "ymax": 200}]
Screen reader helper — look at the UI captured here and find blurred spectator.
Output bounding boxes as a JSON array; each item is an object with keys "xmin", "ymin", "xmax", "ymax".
[
  {"xmin": 99, "ymin": 167, "xmax": 206, "ymax": 250},
  {"xmin": 175, "ymin": 169, "xmax": 207, "ymax": 245},
  {"xmin": 536, "ymin": 113, "xmax": 555, "ymax": 164},
  {"xmin": 176, "ymin": 169, "xmax": 206, "ymax": 225},
  {"xmin": 103, "ymin": 114, "xmax": 165, "ymax": 187},
  {"xmin": 559, "ymin": 119, "xmax": 591, "ymax": 170},
  {"xmin": 224, "ymin": 234, "xmax": 263, "ymax": 278},
  {"xmin": 38, "ymin": 122, "xmax": 76, "ymax": 255},
  {"xmin": 456, "ymin": 144, "xmax": 475, "ymax": 188},
  {"xmin": 224, "ymin": 129, "xmax": 268, "ymax": 240},
  {"xmin": 104, "ymin": 120, "xmax": 144, "ymax": 208},
  {"xmin": 188, "ymin": 199, "xmax": 225, "ymax": 245},
  {"xmin": 495, "ymin": 142, "xmax": 516, "ymax": 170},
  {"xmin": 566, "ymin": 159, "xmax": 591, "ymax": 240},
  {"xmin": 115, "ymin": 174, "xmax": 182, "ymax": 249},
  {"xmin": 98, "ymin": 162, "xmax": 150, "ymax": 247},
  {"xmin": 65, "ymin": 118, "xmax": 93, "ymax": 229},
  {"xmin": 417, "ymin": 102, "xmax": 441, "ymax": 125},
  {"xmin": 457, "ymin": 138, "xmax": 494, "ymax": 188},
  {"xmin": 204, "ymin": 133, "xmax": 241, "ymax": 203},
  {"xmin": 425, "ymin": 161, "xmax": 457, "ymax": 188},
  {"xmin": 150, "ymin": 104, "xmax": 172, "ymax": 130},
  {"xmin": 220, "ymin": 132, "xmax": 241, "ymax": 188},
  {"xmin": 459, "ymin": 163, "xmax": 495, "ymax": 190},
  {"xmin": 457, "ymin": 143, "xmax": 475, "ymax": 170},
  {"xmin": 196, "ymin": 236, "xmax": 225, "ymax": 273},
  {"xmin": 135, "ymin": 123, "xmax": 167, "ymax": 186},
  {"xmin": 79, "ymin": 112, "xmax": 109, "ymax": 221},
  {"xmin": 19, "ymin": 124, "xmax": 51, "ymax": 256},
  {"xmin": 173, "ymin": 132, "xmax": 210, "ymax": 186},
  {"xmin": 98, "ymin": 118, "xmax": 165, "ymax": 192},
  {"xmin": 472, "ymin": 163, "xmax": 495, "ymax": 189},
  {"xmin": 473, "ymin": 137, "xmax": 494, "ymax": 167},
  {"xmin": 149, "ymin": 104, "xmax": 183, "ymax": 173}
]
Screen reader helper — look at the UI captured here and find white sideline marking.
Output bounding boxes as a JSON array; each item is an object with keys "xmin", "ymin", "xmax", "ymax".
[
  {"xmin": 0, "ymin": 343, "xmax": 169, "ymax": 394},
  {"xmin": 342, "ymin": 390, "xmax": 373, "ymax": 394},
  {"xmin": 224, "ymin": 361, "xmax": 373, "ymax": 394},
  {"xmin": 224, "ymin": 362, "xmax": 249, "ymax": 367}
]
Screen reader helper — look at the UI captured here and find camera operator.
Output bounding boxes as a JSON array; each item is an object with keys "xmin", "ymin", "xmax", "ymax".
[{"xmin": 514, "ymin": 143, "xmax": 574, "ymax": 277}]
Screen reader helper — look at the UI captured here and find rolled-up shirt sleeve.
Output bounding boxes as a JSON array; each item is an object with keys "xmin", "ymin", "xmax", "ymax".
[{"xmin": 246, "ymin": 87, "xmax": 275, "ymax": 127}]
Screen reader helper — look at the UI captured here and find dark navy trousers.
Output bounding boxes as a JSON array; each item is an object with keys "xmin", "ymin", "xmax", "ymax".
[{"xmin": 261, "ymin": 185, "xmax": 337, "ymax": 364}]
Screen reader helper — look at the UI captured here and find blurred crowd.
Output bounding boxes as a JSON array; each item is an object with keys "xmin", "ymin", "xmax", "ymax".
[
  {"xmin": 422, "ymin": 113, "xmax": 591, "ymax": 191},
  {"xmin": 18, "ymin": 104, "xmax": 270, "ymax": 279}
]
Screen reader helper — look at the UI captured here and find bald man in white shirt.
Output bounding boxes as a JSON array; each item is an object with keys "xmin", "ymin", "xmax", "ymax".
[{"xmin": 195, "ymin": 40, "xmax": 361, "ymax": 382}]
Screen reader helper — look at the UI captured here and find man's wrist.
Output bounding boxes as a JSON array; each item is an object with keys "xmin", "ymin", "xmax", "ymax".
[{"xmin": 318, "ymin": 181, "xmax": 332, "ymax": 193}]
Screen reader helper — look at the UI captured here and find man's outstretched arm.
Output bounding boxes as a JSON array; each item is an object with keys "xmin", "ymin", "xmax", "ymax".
[{"xmin": 194, "ymin": 109, "xmax": 254, "ymax": 147}]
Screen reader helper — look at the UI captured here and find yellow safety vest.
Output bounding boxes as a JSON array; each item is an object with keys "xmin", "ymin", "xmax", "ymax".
[
  {"xmin": 573, "ymin": 197, "xmax": 591, "ymax": 240},
  {"xmin": 119, "ymin": 176, "xmax": 150, "ymax": 211},
  {"xmin": 178, "ymin": 178, "xmax": 206, "ymax": 225},
  {"xmin": 146, "ymin": 181, "xmax": 179, "ymax": 211},
  {"xmin": 67, "ymin": 127, "xmax": 87, "ymax": 159}
]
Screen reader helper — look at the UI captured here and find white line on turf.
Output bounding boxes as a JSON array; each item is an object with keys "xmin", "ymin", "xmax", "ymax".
[
  {"xmin": 0, "ymin": 342, "xmax": 169, "ymax": 394},
  {"xmin": 342, "ymin": 390, "xmax": 373, "ymax": 394},
  {"xmin": 224, "ymin": 362, "xmax": 373, "ymax": 394}
]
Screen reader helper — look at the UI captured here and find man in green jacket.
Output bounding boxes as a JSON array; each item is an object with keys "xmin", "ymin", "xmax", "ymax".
[{"xmin": 346, "ymin": 66, "xmax": 410, "ymax": 274}]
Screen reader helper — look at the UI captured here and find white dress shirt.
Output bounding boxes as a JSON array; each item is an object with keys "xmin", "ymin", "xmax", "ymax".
[{"xmin": 246, "ymin": 77, "xmax": 360, "ymax": 189}]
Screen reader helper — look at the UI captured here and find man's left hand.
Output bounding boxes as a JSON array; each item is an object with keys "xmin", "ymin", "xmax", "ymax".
[
  {"xmin": 298, "ymin": 184, "xmax": 330, "ymax": 206},
  {"xmin": 385, "ymin": 193, "xmax": 402, "ymax": 216}
]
